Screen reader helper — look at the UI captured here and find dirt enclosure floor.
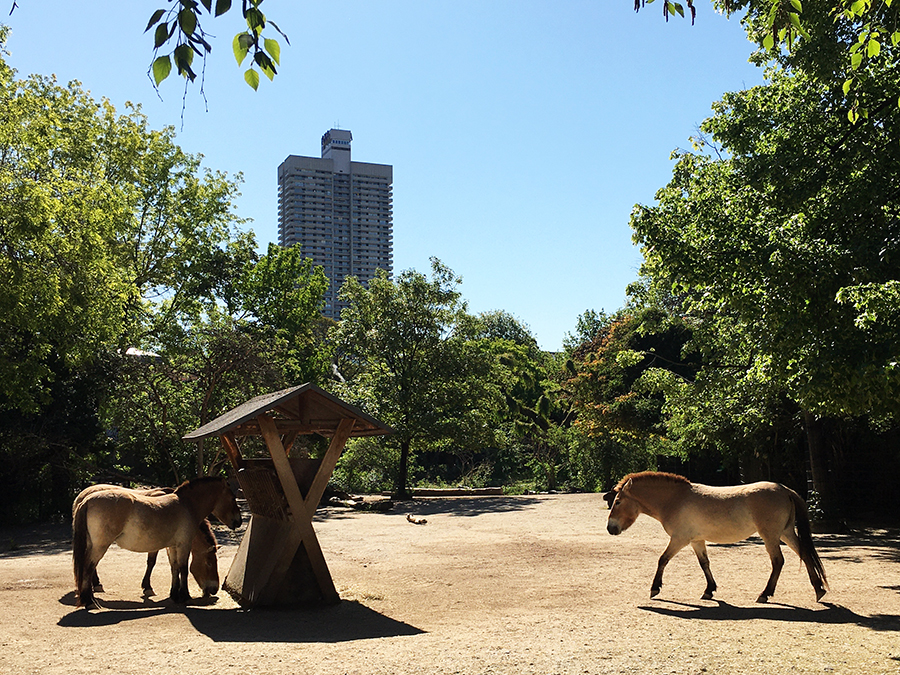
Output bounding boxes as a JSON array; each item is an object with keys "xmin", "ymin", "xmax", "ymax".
[{"xmin": 1, "ymin": 493, "xmax": 899, "ymax": 675}]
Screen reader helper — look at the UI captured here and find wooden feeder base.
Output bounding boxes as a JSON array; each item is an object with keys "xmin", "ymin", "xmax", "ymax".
[{"xmin": 223, "ymin": 514, "xmax": 336, "ymax": 607}]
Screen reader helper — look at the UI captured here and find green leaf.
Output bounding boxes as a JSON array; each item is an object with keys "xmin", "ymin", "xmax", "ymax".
[
  {"xmin": 173, "ymin": 43, "xmax": 194, "ymax": 78},
  {"xmin": 233, "ymin": 33, "xmax": 249, "ymax": 66},
  {"xmin": 763, "ymin": 33, "xmax": 775, "ymax": 51},
  {"xmin": 145, "ymin": 9, "xmax": 166, "ymax": 33},
  {"xmin": 866, "ymin": 39, "xmax": 881, "ymax": 57},
  {"xmin": 848, "ymin": 108, "xmax": 859, "ymax": 123},
  {"xmin": 215, "ymin": 0, "xmax": 232, "ymax": 17},
  {"xmin": 154, "ymin": 22, "xmax": 171, "ymax": 49},
  {"xmin": 253, "ymin": 51, "xmax": 276, "ymax": 78},
  {"xmin": 842, "ymin": 78, "xmax": 853, "ymax": 96},
  {"xmin": 263, "ymin": 37, "xmax": 281, "ymax": 65},
  {"xmin": 244, "ymin": 68, "xmax": 260, "ymax": 91},
  {"xmin": 246, "ymin": 7, "xmax": 265, "ymax": 32},
  {"xmin": 178, "ymin": 8, "xmax": 198, "ymax": 36},
  {"xmin": 151, "ymin": 55, "xmax": 172, "ymax": 85},
  {"xmin": 851, "ymin": 51, "xmax": 863, "ymax": 69},
  {"xmin": 892, "ymin": 31, "xmax": 900, "ymax": 47},
  {"xmin": 200, "ymin": 0, "xmax": 212, "ymax": 11},
  {"xmin": 789, "ymin": 0, "xmax": 802, "ymax": 11}
]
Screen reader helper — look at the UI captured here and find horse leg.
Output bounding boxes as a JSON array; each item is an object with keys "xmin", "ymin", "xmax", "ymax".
[
  {"xmin": 757, "ymin": 537, "xmax": 785, "ymax": 603},
  {"xmin": 690, "ymin": 540, "xmax": 717, "ymax": 600},
  {"xmin": 78, "ymin": 558, "xmax": 99, "ymax": 608},
  {"xmin": 142, "ymin": 551, "xmax": 159, "ymax": 596},
  {"xmin": 91, "ymin": 568, "xmax": 103, "ymax": 592},
  {"xmin": 166, "ymin": 546, "xmax": 190, "ymax": 604},
  {"xmin": 78, "ymin": 545, "xmax": 110, "ymax": 609},
  {"xmin": 651, "ymin": 538, "xmax": 688, "ymax": 598}
]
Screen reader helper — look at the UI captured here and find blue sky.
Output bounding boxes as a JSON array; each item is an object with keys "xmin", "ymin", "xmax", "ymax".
[{"xmin": 3, "ymin": 1, "xmax": 764, "ymax": 350}]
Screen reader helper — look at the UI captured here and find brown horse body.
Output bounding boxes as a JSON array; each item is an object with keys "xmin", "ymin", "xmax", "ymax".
[
  {"xmin": 72, "ymin": 476, "xmax": 241, "ymax": 608},
  {"xmin": 73, "ymin": 484, "xmax": 220, "ymax": 597},
  {"xmin": 604, "ymin": 471, "xmax": 828, "ymax": 603}
]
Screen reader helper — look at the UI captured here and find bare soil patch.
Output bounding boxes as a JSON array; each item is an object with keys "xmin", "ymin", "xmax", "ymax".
[{"xmin": 1, "ymin": 493, "xmax": 899, "ymax": 674}]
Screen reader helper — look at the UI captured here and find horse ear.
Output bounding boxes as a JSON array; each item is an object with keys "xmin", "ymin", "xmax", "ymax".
[
  {"xmin": 622, "ymin": 477, "xmax": 633, "ymax": 492},
  {"xmin": 603, "ymin": 490, "xmax": 616, "ymax": 507}
]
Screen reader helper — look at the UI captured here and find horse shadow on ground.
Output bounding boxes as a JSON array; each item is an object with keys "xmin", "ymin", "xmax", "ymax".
[
  {"xmin": 318, "ymin": 495, "xmax": 543, "ymax": 522},
  {"xmin": 58, "ymin": 597, "xmax": 424, "ymax": 643},
  {"xmin": 640, "ymin": 599, "xmax": 900, "ymax": 632}
]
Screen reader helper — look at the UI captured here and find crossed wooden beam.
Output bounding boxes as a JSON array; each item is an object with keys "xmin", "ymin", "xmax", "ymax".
[
  {"xmin": 218, "ymin": 416, "xmax": 355, "ymax": 605},
  {"xmin": 183, "ymin": 384, "xmax": 391, "ymax": 607}
]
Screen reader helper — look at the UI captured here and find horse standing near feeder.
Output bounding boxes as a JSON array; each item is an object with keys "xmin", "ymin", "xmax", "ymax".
[
  {"xmin": 72, "ymin": 484, "xmax": 220, "ymax": 598},
  {"xmin": 604, "ymin": 471, "xmax": 828, "ymax": 603},
  {"xmin": 72, "ymin": 476, "xmax": 242, "ymax": 609}
]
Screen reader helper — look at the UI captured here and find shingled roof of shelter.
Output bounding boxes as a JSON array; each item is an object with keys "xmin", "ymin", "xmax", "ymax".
[{"xmin": 182, "ymin": 383, "xmax": 392, "ymax": 441}]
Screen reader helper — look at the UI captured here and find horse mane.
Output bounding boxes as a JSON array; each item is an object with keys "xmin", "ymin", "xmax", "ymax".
[
  {"xmin": 197, "ymin": 518, "xmax": 218, "ymax": 549},
  {"xmin": 616, "ymin": 471, "xmax": 690, "ymax": 490},
  {"xmin": 175, "ymin": 475, "xmax": 225, "ymax": 493}
]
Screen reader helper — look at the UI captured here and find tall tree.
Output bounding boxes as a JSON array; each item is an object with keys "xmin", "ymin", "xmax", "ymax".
[
  {"xmin": 0, "ymin": 39, "xmax": 248, "ymax": 414},
  {"xmin": 331, "ymin": 259, "xmax": 496, "ymax": 498},
  {"xmin": 0, "ymin": 34, "xmax": 262, "ymax": 517},
  {"xmin": 630, "ymin": 65, "xmax": 900, "ymax": 514},
  {"xmin": 104, "ymin": 242, "xmax": 331, "ymax": 483}
]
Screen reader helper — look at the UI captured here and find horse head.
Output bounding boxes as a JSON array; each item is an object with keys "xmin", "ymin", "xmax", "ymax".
[
  {"xmin": 189, "ymin": 519, "xmax": 220, "ymax": 597},
  {"xmin": 211, "ymin": 478, "xmax": 243, "ymax": 531},
  {"xmin": 606, "ymin": 477, "xmax": 639, "ymax": 535}
]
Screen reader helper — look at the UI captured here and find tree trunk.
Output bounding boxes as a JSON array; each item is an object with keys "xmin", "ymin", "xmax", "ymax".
[
  {"xmin": 394, "ymin": 438, "xmax": 412, "ymax": 500},
  {"xmin": 803, "ymin": 410, "xmax": 837, "ymax": 521}
]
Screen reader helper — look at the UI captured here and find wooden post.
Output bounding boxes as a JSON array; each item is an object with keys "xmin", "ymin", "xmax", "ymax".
[
  {"xmin": 257, "ymin": 413, "xmax": 340, "ymax": 604},
  {"xmin": 305, "ymin": 418, "xmax": 355, "ymax": 511},
  {"xmin": 221, "ymin": 432, "xmax": 245, "ymax": 472}
]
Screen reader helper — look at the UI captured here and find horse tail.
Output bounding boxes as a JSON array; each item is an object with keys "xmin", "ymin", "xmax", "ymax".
[
  {"xmin": 790, "ymin": 490, "xmax": 829, "ymax": 595},
  {"xmin": 72, "ymin": 501, "xmax": 91, "ymax": 602}
]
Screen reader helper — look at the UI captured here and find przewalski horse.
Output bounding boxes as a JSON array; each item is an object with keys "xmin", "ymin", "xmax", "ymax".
[
  {"xmin": 73, "ymin": 476, "xmax": 241, "ymax": 608},
  {"xmin": 73, "ymin": 484, "xmax": 220, "ymax": 598},
  {"xmin": 604, "ymin": 471, "xmax": 828, "ymax": 603}
]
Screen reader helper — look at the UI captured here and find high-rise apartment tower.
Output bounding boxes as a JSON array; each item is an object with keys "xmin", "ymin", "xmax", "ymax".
[{"xmin": 277, "ymin": 129, "xmax": 393, "ymax": 319}]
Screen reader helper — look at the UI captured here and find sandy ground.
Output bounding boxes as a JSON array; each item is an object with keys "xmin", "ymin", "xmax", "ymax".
[{"xmin": 1, "ymin": 493, "xmax": 899, "ymax": 675}]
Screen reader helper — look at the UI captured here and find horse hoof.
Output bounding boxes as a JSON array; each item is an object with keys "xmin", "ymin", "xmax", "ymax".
[
  {"xmin": 701, "ymin": 592, "xmax": 713, "ymax": 600},
  {"xmin": 756, "ymin": 594, "xmax": 769, "ymax": 603},
  {"xmin": 650, "ymin": 588, "xmax": 661, "ymax": 598},
  {"xmin": 93, "ymin": 584, "xmax": 104, "ymax": 593},
  {"xmin": 816, "ymin": 588, "xmax": 827, "ymax": 602}
]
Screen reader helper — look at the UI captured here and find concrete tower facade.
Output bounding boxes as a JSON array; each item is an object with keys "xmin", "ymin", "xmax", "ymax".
[{"xmin": 278, "ymin": 129, "xmax": 393, "ymax": 319}]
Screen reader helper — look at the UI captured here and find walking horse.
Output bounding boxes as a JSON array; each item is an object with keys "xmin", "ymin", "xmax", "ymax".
[{"xmin": 604, "ymin": 472, "xmax": 828, "ymax": 603}]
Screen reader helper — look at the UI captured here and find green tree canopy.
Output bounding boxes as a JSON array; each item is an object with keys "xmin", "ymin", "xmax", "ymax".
[
  {"xmin": 0, "ymin": 30, "xmax": 285, "ymax": 517},
  {"xmin": 0, "ymin": 31, "xmax": 246, "ymax": 413},
  {"xmin": 630, "ymin": 62, "xmax": 900, "ymax": 513},
  {"xmin": 331, "ymin": 259, "xmax": 500, "ymax": 498}
]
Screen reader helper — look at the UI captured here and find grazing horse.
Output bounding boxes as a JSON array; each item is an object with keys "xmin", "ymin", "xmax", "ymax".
[
  {"xmin": 73, "ymin": 476, "xmax": 241, "ymax": 608},
  {"xmin": 72, "ymin": 485, "xmax": 220, "ymax": 597},
  {"xmin": 604, "ymin": 471, "xmax": 828, "ymax": 603}
]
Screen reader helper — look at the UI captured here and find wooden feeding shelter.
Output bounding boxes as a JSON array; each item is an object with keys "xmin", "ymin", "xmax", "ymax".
[{"xmin": 182, "ymin": 383, "xmax": 392, "ymax": 607}]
